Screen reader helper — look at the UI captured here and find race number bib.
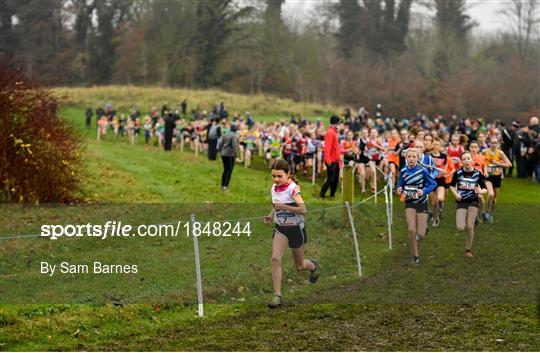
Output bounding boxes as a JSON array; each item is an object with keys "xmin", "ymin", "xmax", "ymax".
[
  {"xmin": 404, "ymin": 186, "xmax": 419, "ymax": 199},
  {"xmin": 274, "ymin": 210, "xmax": 304, "ymax": 227},
  {"xmin": 487, "ymin": 165, "xmax": 501, "ymax": 175}
]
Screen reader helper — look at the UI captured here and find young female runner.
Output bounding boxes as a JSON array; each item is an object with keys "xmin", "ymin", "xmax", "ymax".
[
  {"xmin": 483, "ymin": 137, "xmax": 512, "ymax": 223},
  {"xmin": 469, "ymin": 141, "xmax": 490, "ymax": 221},
  {"xmin": 355, "ymin": 128, "xmax": 371, "ymax": 194},
  {"xmin": 397, "ymin": 148, "xmax": 437, "ymax": 265},
  {"xmin": 450, "ymin": 151, "xmax": 487, "ymax": 257},
  {"xmin": 447, "ymin": 133, "xmax": 464, "ymax": 168},
  {"xmin": 386, "ymin": 129, "xmax": 401, "ymax": 187},
  {"xmin": 429, "ymin": 138, "xmax": 455, "ymax": 226},
  {"xmin": 263, "ymin": 159, "xmax": 319, "ymax": 308}
]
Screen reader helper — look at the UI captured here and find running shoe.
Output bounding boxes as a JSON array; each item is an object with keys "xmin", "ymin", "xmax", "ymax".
[
  {"xmin": 428, "ymin": 211, "xmax": 434, "ymax": 221},
  {"xmin": 415, "ymin": 234, "xmax": 424, "ymax": 241},
  {"xmin": 411, "ymin": 256, "xmax": 421, "ymax": 265},
  {"xmin": 432, "ymin": 218, "xmax": 440, "ymax": 227},
  {"xmin": 309, "ymin": 259, "xmax": 320, "ymax": 283},
  {"xmin": 267, "ymin": 294, "xmax": 283, "ymax": 308},
  {"xmin": 482, "ymin": 212, "xmax": 489, "ymax": 222},
  {"xmin": 486, "ymin": 212, "xmax": 494, "ymax": 224},
  {"xmin": 465, "ymin": 250, "xmax": 474, "ymax": 258}
]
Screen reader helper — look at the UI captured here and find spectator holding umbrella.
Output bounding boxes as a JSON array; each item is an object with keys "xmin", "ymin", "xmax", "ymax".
[{"xmin": 319, "ymin": 115, "xmax": 341, "ymax": 199}]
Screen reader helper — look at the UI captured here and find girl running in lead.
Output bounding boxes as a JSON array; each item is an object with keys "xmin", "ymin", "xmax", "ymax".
[
  {"xmin": 483, "ymin": 137, "xmax": 512, "ymax": 223},
  {"xmin": 450, "ymin": 151, "xmax": 487, "ymax": 257},
  {"xmin": 429, "ymin": 137, "xmax": 456, "ymax": 226},
  {"xmin": 397, "ymin": 148, "xmax": 437, "ymax": 265},
  {"xmin": 263, "ymin": 159, "xmax": 319, "ymax": 308}
]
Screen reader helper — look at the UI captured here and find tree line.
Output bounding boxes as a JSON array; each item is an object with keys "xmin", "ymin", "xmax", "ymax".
[{"xmin": 1, "ymin": 0, "xmax": 538, "ymax": 120}]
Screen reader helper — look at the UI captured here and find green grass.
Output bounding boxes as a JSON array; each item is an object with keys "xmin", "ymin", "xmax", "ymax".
[
  {"xmin": 54, "ymin": 86, "xmax": 339, "ymax": 119},
  {"xmin": 0, "ymin": 107, "xmax": 539, "ymax": 351}
]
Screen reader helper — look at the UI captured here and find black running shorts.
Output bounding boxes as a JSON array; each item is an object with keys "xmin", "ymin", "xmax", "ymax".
[
  {"xmin": 456, "ymin": 202, "xmax": 479, "ymax": 209},
  {"xmin": 436, "ymin": 178, "xmax": 449, "ymax": 189},
  {"xmin": 273, "ymin": 224, "xmax": 308, "ymax": 249},
  {"xmin": 405, "ymin": 202, "xmax": 428, "ymax": 213},
  {"xmin": 487, "ymin": 174, "xmax": 502, "ymax": 188}
]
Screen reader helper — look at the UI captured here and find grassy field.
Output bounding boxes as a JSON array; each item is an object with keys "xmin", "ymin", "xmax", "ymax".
[
  {"xmin": 53, "ymin": 86, "xmax": 340, "ymax": 119},
  {"xmin": 0, "ymin": 105, "xmax": 539, "ymax": 350}
]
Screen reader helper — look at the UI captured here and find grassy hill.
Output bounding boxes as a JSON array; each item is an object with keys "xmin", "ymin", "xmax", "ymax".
[
  {"xmin": 0, "ymin": 105, "xmax": 538, "ymax": 351},
  {"xmin": 53, "ymin": 86, "xmax": 340, "ymax": 120}
]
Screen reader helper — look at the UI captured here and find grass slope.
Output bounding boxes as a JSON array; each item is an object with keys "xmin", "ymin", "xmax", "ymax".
[
  {"xmin": 0, "ymin": 107, "xmax": 539, "ymax": 351},
  {"xmin": 54, "ymin": 86, "xmax": 340, "ymax": 119}
]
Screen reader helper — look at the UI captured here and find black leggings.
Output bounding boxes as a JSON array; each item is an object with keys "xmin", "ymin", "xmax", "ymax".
[
  {"xmin": 221, "ymin": 156, "xmax": 235, "ymax": 187},
  {"xmin": 320, "ymin": 162, "xmax": 340, "ymax": 197}
]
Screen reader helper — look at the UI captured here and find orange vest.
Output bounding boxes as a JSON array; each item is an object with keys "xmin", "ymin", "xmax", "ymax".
[
  {"xmin": 472, "ymin": 154, "xmax": 487, "ymax": 176},
  {"xmin": 484, "ymin": 149, "xmax": 503, "ymax": 176}
]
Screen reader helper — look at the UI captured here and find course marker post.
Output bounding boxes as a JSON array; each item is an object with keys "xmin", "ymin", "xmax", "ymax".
[
  {"xmin": 191, "ymin": 214, "xmax": 204, "ymax": 318},
  {"xmin": 312, "ymin": 155, "xmax": 316, "ymax": 186},
  {"xmin": 342, "ymin": 165, "xmax": 354, "ymax": 205},
  {"xmin": 373, "ymin": 162, "xmax": 378, "ymax": 204},
  {"xmin": 384, "ymin": 183, "xmax": 392, "ymax": 250},
  {"xmin": 195, "ymin": 137, "xmax": 199, "ymax": 157},
  {"xmin": 345, "ymin": 201, "xmax": 362, "ymax": 278},
  {"xmin": 388, "ymin": 172, "xmax": 393, "ymax": 250}
]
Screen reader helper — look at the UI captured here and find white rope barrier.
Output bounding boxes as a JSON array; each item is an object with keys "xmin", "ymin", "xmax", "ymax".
[
  {"xmin": 191, "ymin": 214, "xmax": 204, "ymax": 318},
  {"xmin": 345, "ymin": 201, "xmax": 362, "ymax": 278}
]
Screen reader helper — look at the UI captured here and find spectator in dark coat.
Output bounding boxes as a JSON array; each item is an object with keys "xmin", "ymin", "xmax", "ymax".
[
  {"xmin": 85, "ymin": 108, "xmax": 93, "ymax": 130},
  {"xmin": 163, "ymin": 112, "xmax": 176, "ymax": 151}
]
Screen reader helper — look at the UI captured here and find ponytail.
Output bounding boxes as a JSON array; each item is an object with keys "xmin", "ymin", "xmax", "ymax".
[{"xmin": 270, "ymin": 159, "xmax": 299, "ymax": 185}]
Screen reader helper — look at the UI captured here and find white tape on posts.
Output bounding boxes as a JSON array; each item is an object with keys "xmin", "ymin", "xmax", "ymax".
[
  {"xmin": 312, "ymin": 155, "xmax": 316, "ymax": 186},
  {"xmin": 345, "ymin": 201, "xmax": 362, "ymax": 278},
  {"xmin": 388, "ymin": 172, "xmax": 393, "ymax": 250},
  {"xmin": 373, "ymin": 162, "xmax": 378, "ymax": 205},
  {"xmin": 191, "ymin": 214, "xmax": 204, "ymax": 318},
  {"xmin": 384, "ymin": 183, "xmax": 392, "ymax": 250}
]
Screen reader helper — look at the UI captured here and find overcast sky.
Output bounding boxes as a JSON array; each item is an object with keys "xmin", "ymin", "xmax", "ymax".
[{"xmin": 282, "ymin": 0, "xmax": 510, "ymax": 34}]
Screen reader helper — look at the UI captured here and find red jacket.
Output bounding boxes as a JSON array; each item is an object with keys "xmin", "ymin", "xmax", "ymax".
[{"xmin": 324, "ymin": 126, "xmax": 340, "ymax": 164}]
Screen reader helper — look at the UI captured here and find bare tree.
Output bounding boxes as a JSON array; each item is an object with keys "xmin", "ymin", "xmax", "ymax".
[{"xmin": 501, "ymin": 0, "xmax": 540, "ymax": 63}]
